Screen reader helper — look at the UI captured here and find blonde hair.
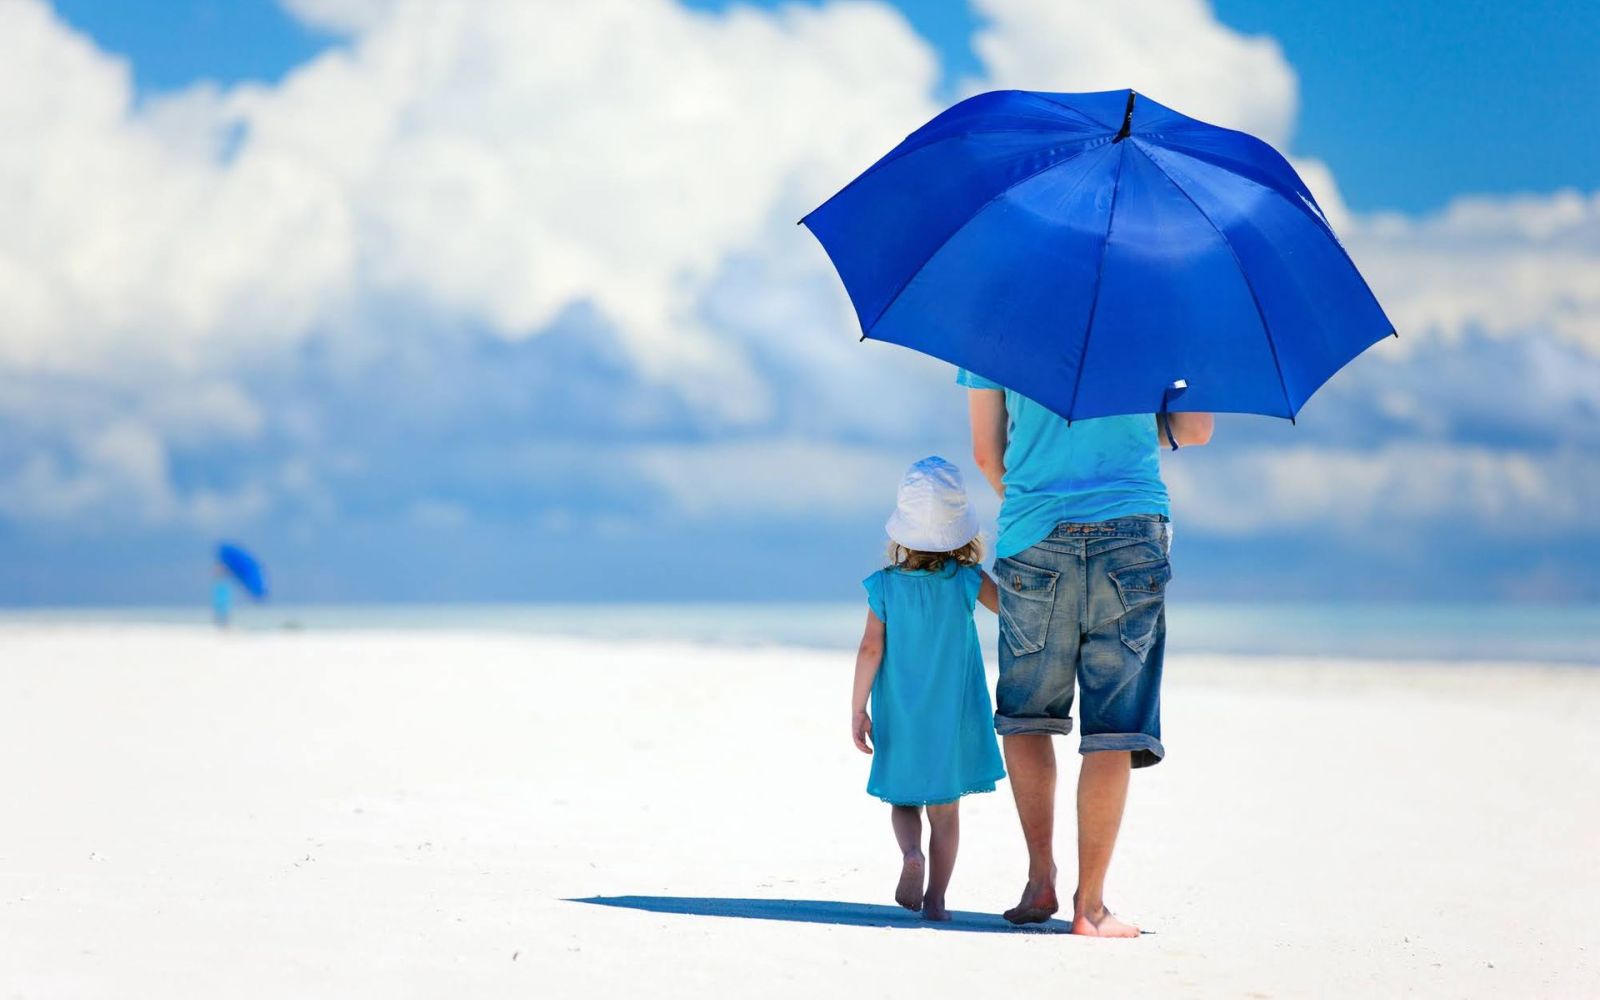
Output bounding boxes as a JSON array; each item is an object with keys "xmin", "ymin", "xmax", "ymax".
[{"xmin": 886, "ymin": 537, "xmax": 984, "ymax": 573}]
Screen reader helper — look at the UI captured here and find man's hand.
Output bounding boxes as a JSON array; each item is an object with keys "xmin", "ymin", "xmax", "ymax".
[
  {"xmin": 852, "ymin": 709, "xmax": 874, "ymax": 754},
  {"xmin": 1159, "ymin": 410, "xmax": 1215, "ymax": 448}
]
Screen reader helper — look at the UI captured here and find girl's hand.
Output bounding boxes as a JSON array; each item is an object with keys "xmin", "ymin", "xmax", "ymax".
[{"xmin": 852, "ymin": 710, "xmax": 873, "ymax": 754}]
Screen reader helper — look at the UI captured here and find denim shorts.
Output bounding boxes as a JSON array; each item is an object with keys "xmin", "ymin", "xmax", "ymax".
[{"xmin": 994, "ymin": 516, "xmax": 1171, "ymax": 768}]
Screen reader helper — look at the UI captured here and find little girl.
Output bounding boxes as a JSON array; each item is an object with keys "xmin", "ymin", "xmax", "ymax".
[{"xmin": 851, "ymin": 456, "xmax": 1005, "ymax": 922}]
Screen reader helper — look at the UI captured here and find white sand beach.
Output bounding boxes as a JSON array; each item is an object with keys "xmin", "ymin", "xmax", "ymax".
[{"xmin": 2, "ymin": 626, "xmax": 1597, "ymax": 998}]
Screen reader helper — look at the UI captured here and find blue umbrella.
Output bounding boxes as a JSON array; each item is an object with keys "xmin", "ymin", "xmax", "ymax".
[
  {"xmin": 801, "ymin": 89, "xmax": 1393, "ymax": 425},
  {"xmin": 216, "ymin": 542, "xmax": 268, "ymax": 600}
]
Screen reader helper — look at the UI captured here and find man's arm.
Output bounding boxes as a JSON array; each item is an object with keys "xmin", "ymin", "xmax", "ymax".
[
  {"xmin": 968, "ymin": 388, "xmax": 1008, "ymax": 498},
  {"xmin": 1158, "ymin": 412, "xmax": 1215, "ymax": 448}
]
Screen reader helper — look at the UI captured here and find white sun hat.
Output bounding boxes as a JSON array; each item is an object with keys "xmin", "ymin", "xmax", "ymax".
[{"xmin": 885, "ymin": 456, "xmax": 981, "ymax": 553}]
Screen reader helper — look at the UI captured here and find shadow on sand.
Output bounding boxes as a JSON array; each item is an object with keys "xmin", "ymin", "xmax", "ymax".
[{"xmin": 568, "ymin": 895, "xmax": 1072, "ymax": 934}]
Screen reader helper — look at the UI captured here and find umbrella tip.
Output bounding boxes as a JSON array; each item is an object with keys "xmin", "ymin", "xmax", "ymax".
[{"xmin": 1113, "ymin": 89, "xmax": 1136, "ymax": 142}]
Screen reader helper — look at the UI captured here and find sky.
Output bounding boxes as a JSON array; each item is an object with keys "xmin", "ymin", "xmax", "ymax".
[
  {"xmin": 53, "ymin": 0, "xmax": 1600, "ymax": 213},
  {"xmin": 2, "ymin": 0, "xmax": 1597, "ymax": 604}
]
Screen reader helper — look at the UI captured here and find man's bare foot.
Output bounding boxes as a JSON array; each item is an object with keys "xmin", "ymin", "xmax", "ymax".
[
  {"xmin": 1071, "ymin": 902, "xmax": 1140, "ymax": 938},
  {"xmin": 922, "ymin": 895, "xmax": 950, "ymax": 922},
  {"xmin": 1002, "ymin": 869, "xmax": 1058, "ymax": 925},
  {"xmin": 895, "ymin": 854, "xmax": 925, "ymax": 911}
]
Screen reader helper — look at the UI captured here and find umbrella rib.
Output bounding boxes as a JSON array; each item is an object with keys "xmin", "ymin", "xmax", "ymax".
[
  {"xmin": 1062, "ymin": 146, "xmax": 1129, "ymax": 423},
  {"xmin": 1143, "ymin": 139, "xmax": 1393, "ymax": 343},
  {"xmin": 857, "ymin": 128, "xmax": 1104, "ymax": 184},
  {"xmin": 1143, "ymin": 136, "xmax": 1329, "ymax": 234},
  {"xmin": 860, "ymin": 142, "xmax": 1106, "ymax": 336},
  {"xmin": 808, "ymin": 118, "xmax": 1107, "ymax": 224},
  {"xmin": 1019, "ymin": 91, "xmax": 1118, "ymax": 131},
  {"xmin": 1132, "ymin": 143, "xmax": 1296, "ymax": 419}
]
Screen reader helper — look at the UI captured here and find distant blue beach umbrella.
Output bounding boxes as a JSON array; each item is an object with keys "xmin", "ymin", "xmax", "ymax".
[
  {"xmin": 801, "ymin": 89, "xmax": 1394, "ymax": 424},
  {"xmin": 216, "ymin": 542, "xmax": 268, "ymax": 599}
]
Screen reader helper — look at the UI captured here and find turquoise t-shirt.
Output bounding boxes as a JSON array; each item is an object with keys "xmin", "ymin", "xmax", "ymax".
[{"xmin": 957, "ymin": 368, "xmax": 1169, "ymax": 558}]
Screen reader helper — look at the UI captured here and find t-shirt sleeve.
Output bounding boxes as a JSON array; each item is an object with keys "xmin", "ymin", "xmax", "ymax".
[
  {"xmin": 862, "ymin": 571, "xmax": 888, "ymax": 621},
  {"xmin": 955, "ymin": 367, "xmax": 1004, "ymax": 391},
  {"xmin": 961, "ymin": 565, "xmax": 983, "ymax": 609}
]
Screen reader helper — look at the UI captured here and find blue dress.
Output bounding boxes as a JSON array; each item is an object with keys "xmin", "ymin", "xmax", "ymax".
[{"xmin": 863, "ymin": 563, "xmax": 1006, "ymax": 806}]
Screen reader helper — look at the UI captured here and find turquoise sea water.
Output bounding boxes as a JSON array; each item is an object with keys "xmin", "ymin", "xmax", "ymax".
[{"xmin": 1, "ymin": 602, "xmax": 1596, "ymax": 666}]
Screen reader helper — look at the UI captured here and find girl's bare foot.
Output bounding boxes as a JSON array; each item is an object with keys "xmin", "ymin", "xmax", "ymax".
[
  {"xmin": 1002, "ymin": 867, "xmax": 1058, "ymax": 924},
  {"xmin": 895, "ymin": 854, "xmax": 925, "ymax": 911},
  {"xmin": 922, "ymin": 894, "xmax": 950, "ymax": 922},
  {"xmin": 1071, "ymin": 902, "xmax": 1140, "ymax": 938}
]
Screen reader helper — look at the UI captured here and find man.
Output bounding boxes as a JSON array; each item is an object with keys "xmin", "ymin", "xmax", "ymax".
[{"xmin": 961, "ymin": 368, "xmax": 1213, "ymax": 937}]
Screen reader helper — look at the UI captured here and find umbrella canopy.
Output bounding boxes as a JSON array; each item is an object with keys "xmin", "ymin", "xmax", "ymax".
[
  {"xmin": 801, "ymin": 89, "xmax": 1393, "ymax": 422},
  {"xmin": 216, "ymin": 542, "xmax": 268, "ymax": 600}
]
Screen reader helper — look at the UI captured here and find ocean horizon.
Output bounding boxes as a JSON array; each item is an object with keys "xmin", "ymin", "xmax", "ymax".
[{"xmin": 2, "ymin": 599, "xmax": 1596, "ymax": 667}]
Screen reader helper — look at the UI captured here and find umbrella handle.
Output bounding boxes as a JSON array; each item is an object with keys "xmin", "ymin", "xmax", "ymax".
[{"xmin": 1159, "ymin": 380, "xmax": 1188, "ymax": 452}]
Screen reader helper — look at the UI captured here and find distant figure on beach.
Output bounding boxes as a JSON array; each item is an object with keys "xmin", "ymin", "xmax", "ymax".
[
  {"xmin": 961, "ymin": 368, "xmax": 1213, "ymax": 936},
  {"xmin": 851, "ymin": 457, "xmax": 1006, "ymax": 922},
  {"xmin": 211, "ymin": 567, "xmax": 233, "ymax": 629},
  {"xmin": 212, "ymin": 541, "xmax": 267, "ymax": 628}
]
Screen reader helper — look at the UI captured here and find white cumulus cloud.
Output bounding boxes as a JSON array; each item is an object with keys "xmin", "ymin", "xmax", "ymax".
[
  {"xmin": 1349, "ymin": 189, "xmax": 1600, "ymax": 355},
  {"xmin": 967, "ymin": 0, "xmax": 1299, "ymax": 145},
  {"xmin": 1164, "ymin": 444, "xmax": 1590, "ymax": 536},
  {"xmin": 0, "ymin": 0, "xmax": 938, "ymax": 395}
]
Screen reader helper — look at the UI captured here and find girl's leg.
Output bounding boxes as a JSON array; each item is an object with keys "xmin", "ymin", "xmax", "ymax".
[
  {"xmin": 890, "ymin": 805, "xmax": 924, "ymax": 911},
  {"xmin": 923, "ymin": 802, "xmax": 960, "ymax": 921}
]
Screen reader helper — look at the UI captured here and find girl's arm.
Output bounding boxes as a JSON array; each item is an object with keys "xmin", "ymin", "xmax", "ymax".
[
  {"xmin": 976, "ymin": 569, "xmax": 1000, "ymax": 614},
  {"xmin": 851, "ymin": 609, "xmax": 886, "ymax": 754}
]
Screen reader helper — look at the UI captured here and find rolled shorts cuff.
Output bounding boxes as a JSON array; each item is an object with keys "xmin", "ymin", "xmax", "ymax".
[
  {"xmin": 994, "ymin": 714, "xmax": 1074, "ymax": 737},
  {"xmin": 1078, "ymin": 733, "xmax": 1166, "ymax": 768}
]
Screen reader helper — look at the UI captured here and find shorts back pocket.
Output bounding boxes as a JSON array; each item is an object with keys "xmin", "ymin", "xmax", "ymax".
[
  {"xmin": 997, "ymin": 557, "xmax": 1059, "ymax": 657},
  {"xmin": 1107, "ymin": 557, "xmax": 1171, "ymax": 658}
]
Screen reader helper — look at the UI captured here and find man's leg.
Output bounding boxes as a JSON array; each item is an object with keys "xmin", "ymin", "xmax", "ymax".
[
  {"xmin": 1069, "ymin": 519, "xmax": 1171, "ymax": 937},
  {"xmin": 993, "ymin": 543, "xmax": 1080, "ymax": 926},
  {"xmin": 1072, "ymin": 750, "xmax": 1139, "ymax": 937},
  {"xmin": 1001, "ymin": 733, "xmax": 1058, "ymax": 923},
  {"xmin": 890, "ymin": 805, "xmax": 924, "ymax": 911}
]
